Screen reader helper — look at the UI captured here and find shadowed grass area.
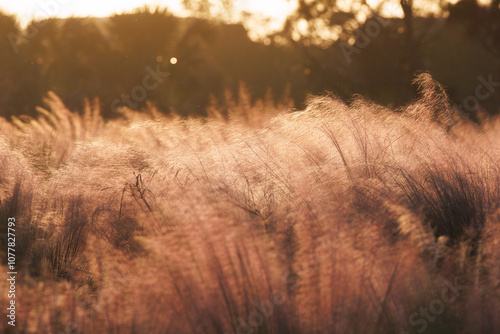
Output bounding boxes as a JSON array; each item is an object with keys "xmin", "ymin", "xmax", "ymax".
[{"xmin": 0, "ymin": 75, "xmax": 499, "ymax": 333}]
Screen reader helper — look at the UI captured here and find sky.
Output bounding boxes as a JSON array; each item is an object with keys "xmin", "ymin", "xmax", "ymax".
[
  {"xmin": 0, "ymin": 0, "xmax": 493, "ymax": 33},
  {"xmin": 0, "ymin": 0, "xmax": 296, "ymax": 30}
]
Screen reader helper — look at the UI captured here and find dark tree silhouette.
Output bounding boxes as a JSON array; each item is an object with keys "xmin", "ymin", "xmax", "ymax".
[{"xmin": 449, "ymin": 0, "xmax": 500, "ymax": 58}]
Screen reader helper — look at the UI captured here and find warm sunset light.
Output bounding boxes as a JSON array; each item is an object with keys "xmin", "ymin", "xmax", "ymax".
[
  {"xmin": 0, "ymin": 0, "xmax": 495, "ymax": 28},
  {"xmin": 1, "ymin": 0, "xmax": 499, "ymax": 332},
  {"xmin": 0, "ymin": 0, "xmax": 296, "ymax": 28}
]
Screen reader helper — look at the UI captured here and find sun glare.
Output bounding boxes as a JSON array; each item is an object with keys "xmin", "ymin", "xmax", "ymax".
[
  {"xmin": 241, "ymin": 0, "xmax": 296, "ymax": 20},
  {"xmin": 0, "ymin": 0, "xmax": 295, "ymax": 28},
  {"xmin": 0, "ymin": 0, "xmax": 175, "ymax": 27},
  {"xmin": 1, "ymin": 0, "xmax": 480, "ymax": 31}
]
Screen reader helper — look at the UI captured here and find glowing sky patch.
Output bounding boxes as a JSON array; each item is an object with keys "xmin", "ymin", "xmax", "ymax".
[{"xmin": 0, "ymin": 0, "xmax": 295, "ymax": 29}]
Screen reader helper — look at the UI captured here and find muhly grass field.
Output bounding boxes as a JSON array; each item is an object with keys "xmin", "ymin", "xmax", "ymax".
[{"xmin": 0, "ymin": 75, "xmax": 499, "ymax": 333}]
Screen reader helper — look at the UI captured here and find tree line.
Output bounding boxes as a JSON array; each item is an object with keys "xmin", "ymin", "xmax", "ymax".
[{"xmin": 0, "ymin": 0, "xmax": 499, "ymax": 119}]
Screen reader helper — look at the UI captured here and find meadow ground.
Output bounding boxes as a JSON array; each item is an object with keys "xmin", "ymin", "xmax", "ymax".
[{"xmin": 0, "ymin": 75, "xmax": 499, "ymax": 333}]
